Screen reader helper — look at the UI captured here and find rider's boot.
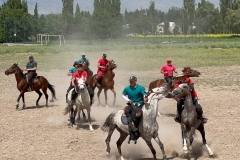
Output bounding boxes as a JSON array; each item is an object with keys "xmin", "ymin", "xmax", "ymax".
[
  {"xmin": 196, "ymin": 110, "xmax": 208, "ymax": 123},
  {"xmin": 127, "ymin": 117, "xmax": 138, "ymax": 144},
  {"xmin": 28, "ymin": 82, "xmax": 32, "ymax": 92}
]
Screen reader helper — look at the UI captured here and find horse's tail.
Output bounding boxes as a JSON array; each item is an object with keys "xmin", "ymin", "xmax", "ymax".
[
  {"xmin": 63, "ymin": 104, "xmax": 73, "ymax": 115},
  {"xmin": 101, "ymin": 112, "xmax": 115, "ymax": 132},
  {"xmin": 48, "ymin": 83, "xmax": 57, "ymax": 100}
]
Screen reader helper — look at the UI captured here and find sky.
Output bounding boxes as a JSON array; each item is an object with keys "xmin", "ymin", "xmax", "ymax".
[{"xmin": 0, "ymin": 0, "xmax": 220, "ymax": 15}]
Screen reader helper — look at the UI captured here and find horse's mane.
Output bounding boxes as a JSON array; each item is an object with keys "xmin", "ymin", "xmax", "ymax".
[
  {"xmin": 14, "ymin": 63, "xmax": 26, "ymax": 79},
  {"xmin": 182, "ymin": 66, "xmax": 191, "ymax": 72}
]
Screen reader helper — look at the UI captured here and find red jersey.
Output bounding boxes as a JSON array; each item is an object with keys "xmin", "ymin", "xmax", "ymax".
[
  {"xmin": 161, "ymin": 64, "xmax": 176, "ymax": 77},
  {"xmin": 175, "ymin": 77, "xmax": 197, "ymax": 97},
  {"xmin": 98, "ymin": 58, "xmax": 109, "ymax": 72},
  {"xmin": 72, "ymin": 71, "xmax": 88, "ymax": 84}
]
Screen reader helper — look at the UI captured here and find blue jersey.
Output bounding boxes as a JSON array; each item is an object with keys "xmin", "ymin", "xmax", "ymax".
[
  {"xmin": 78, "ymin": 58, "xmax": 89, "ymax": 64},
  {"xmin": 26, "ymin": 61, "xmax": 37, "ymax": 73},
  {"xmin": 122, "ymin": 84, "xmax": 146, "ymax": 104}
]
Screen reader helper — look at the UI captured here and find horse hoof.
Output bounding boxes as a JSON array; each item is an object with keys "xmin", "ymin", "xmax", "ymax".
[
  {"xmin": 23, "ymin": 105, "xmax": 26, "ymax": 109},
  {"xmin": 74, "ymin": 125, "xmax": 79, "ymax": 130},
  {"xmin": 16, "ymin": 104, "xmax": 19, "ymax": 110},
  {"xmin": 209, "ymin": 154, "xmax": 216, "ymax": 158},
  {"xmin": 105, "ymin": 152, "xmax": 110, "ymax": 156},
  {"xmin": 49, "ymin": 99, "xmax": 54, "ymax": 102}
]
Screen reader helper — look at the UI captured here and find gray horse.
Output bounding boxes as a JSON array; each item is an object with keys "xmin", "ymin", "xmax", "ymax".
[
  {"xmin": 101, "ymin": 87, "xmax": 167, "ymax": 160},
  {"xmin": 171, "ymin": 83, "xmax": 214, "ymax": 157}
]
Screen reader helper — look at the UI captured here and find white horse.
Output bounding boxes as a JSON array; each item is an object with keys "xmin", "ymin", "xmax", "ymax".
[
  {"xmin": 101, "ymin": 87, "xmax": 167, "ymax": 160},
  {"xmin": 64, "ymin": 77, "xmax": 94, "ymax": 131}
]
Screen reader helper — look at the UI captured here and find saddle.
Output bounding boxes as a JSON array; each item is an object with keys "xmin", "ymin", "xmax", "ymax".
[{"xmin": 25, "ymin": 73, "xmax": 39, "ymax": 83}]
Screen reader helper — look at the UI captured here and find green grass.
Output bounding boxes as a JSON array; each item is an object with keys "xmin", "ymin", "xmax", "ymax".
[{"xmin": 1, "ymin": 40, "xmax": 240, "ymax": 90}]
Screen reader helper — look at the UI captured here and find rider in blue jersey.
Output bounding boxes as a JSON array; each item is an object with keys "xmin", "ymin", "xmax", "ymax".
[{"xmin": 122, "ymin": 76, "xmax": 148, "ymax": 143}]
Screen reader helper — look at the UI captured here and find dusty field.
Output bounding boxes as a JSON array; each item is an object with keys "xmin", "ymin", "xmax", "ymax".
[{"xmin": 0, "ymin": 51, "xmax": 240, "ymax": 160}]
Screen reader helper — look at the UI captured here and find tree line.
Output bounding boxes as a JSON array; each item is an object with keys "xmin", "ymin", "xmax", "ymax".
[{"xmin": 0, "ymin": 0, "xmax": 240, "ymax": 43}]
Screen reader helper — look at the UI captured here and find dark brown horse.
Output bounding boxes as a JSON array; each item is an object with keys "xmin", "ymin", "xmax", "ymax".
[
  {"xmin": 148, "ymin": 66, "xmax": 201, "ymax": 95},
  {"xmin": 82, "ymin": 61, "xmax": 93, "ymax": 85},
  {"xmin": 5, "ymin": 63, "xmax": 57, "ymax": 109},
  {"xmin": 171, "ymin": 83, "xmax": 214, "ymax": 157},
  {"xmin": 89, "ymin": 60, "xmax": 117, "ymax": 107}
]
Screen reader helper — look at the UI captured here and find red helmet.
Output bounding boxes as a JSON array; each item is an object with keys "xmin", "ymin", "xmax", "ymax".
[{"xmin": 166, "ymin": 58, "xmax": 172, "ymax": 62}]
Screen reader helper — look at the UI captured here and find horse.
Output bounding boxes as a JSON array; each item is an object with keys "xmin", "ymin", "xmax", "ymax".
[
  {"xmin": 148, "ymin": 66, "xmax": 201, "ymax": 92},
  {"xmin": 64, "ymin": 77, "xmax": 94, "ymax": 131},
  {"xmin": 82, "ymin": 60, "xmax": 93, "ymax": 85},
  {"xmin": 101, "ymin": 86, "xmax": 167, "ymax": 160},
  {"xmin": 4, "ymin": 63, "xmax": 57, "ymax": 109},
  {"xmin": 89, "ymin": 60, "xmax": 117, "ymax": 107},
  {"xmin": 171, "ymin": 83, "xmax": 214, "ymax": 157}
]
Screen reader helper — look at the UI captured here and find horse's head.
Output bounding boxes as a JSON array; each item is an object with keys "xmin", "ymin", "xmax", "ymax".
[
  {"xmin": 182, "ymin": 66, "xmax": 200, "ymax": 77},
  {"xmin": 76, "ymin": 77, "xmax": 85, "ymax": 91},
  {"xmin": 82, "ymin": 61, "xmax": 89, "ymax": 70},
  {"xmin": 171, "ymin": 83, "xmax": 191, "ymax": 99},
  {"xmin": 145, "ymin": 86, "xmax": 165, "ymax": 101},
  {"xmin": 5, "ymin": 63, "xmax": 20, "ymax": 75},
  {"xmin": 106, "ymin": 60, "xmax": 117, "ymax": 71}
]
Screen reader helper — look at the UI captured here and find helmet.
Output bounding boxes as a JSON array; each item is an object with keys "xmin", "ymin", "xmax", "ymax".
[
  {"xmin": 129, "ymin": 76, "xmax": 137, "ymax": 81},
  {"xmin": 73, "ymin": 61, "xmax": 79, "ymax": 67},
  {"xmin": 166, "ymin": 58, "xmax": 172, "ymax": 62}
]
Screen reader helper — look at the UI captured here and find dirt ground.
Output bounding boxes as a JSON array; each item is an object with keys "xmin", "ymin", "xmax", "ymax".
[{"xmin": 0, "ymin": 54, "xmax": 240, "ymax": 160}]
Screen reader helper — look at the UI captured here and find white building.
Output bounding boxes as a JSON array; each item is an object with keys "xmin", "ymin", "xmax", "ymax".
[{"xmin": 156, "ymin": 22, "xmax": 176, "ymax": 34}]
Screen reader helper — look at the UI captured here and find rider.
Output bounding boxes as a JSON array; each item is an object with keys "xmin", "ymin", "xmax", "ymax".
[
  {"xmin": 174, "ymin": 73, "xmax": 208, "ymax": 123},
  {"xmin": 68, "ymin": 63, "xmax": 88, "ymax": 104},
  {"xmin": 161, "ymin": 58, "xmax": 177, "ymax": 91},
  {"xmin": 24, "ymin": 56, "xmax": 37, "ymax": 91},
  {"xmin": 66, "ymin": 61, "xmax": 79, "ymax": 103},
  {"xmin": 122, "ymin": 76, "xmax": 148, "ymax": 143},
  {"xmin": 97, "ymin": 53, "xmax": 115, "ymax": 85},
  {"xmin": 78, "ymin": 53, "xmax": 90, "ymax": 64}
]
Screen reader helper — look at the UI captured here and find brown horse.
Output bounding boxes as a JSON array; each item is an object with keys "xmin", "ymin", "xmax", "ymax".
[
  {"xmin": 89, "ymin": 60, "xmax": 117, "ymax": 107},
  {"xmin": 82, "ymin": 61, "xmax": 93, "ymax": 85},
  {"xmin": 5, "ymin": 63, "xmax": 57, "ymax": 109},
  {"xmin": 148, "ymin": 66, "xmax": 201, "ymax": 95}
]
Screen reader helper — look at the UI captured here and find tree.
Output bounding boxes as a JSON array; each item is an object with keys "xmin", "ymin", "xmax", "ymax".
[
  {"xmin": 183, "ymin": 0, "xmax": 196, "ymax": 34},
  {"xmin": 148, "ymin": 0, "xmax": 156, "ymax": 34},
  {"xmin": 34, "ymin": 3, "xmax": 38, "ymax": 19},
  {"xmin": 196, "ymin": 0, "xmax": 220, "ymax": 33},
  {"xmin": 62, "ymin": 0, "xmax": 74, "ymax": 35}
]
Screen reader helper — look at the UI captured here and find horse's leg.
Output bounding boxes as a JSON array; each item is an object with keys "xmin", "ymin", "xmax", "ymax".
[
  {"xmin": 22, "ymin": 93, "xmax": 26, "ymax": 109},
  {"xmin": 97, "ymin": 88, "xmax": 102, "ymax": 106},
  {"xmin": 197, "ymin": 123, "xmax": 214, "ymax": 156},
  {"xmin": 110, "ymin": 87, "xmax": 116, "ymax": 106},
  {"xmin": 189, "ymin": 127, "xmax": 195, "ymax": 155},
  {"xmin": 67, "ymin": 108, "xmax": 74, "ymax": 126},
  {"xmin": 87, "ymin": 108, "xmax": 94, "ymax": 131},
  {"xmin": 72, "ymin": 106, "xmax": 78, "ymax": 126},
  {"xmin": 42, "ymin": 88, "xmax": 48, "ymax": 107},
  {"xmin": 16, "ymin": 92, "xmax": 23, "ymax": 110},
  {"xmin": 144, "ymin": 139, "xmax": 158, "ymax": 160},
  {"xmin": 105, "ymin": 125, "xmax": 116, "ymax": 156},
  {"xmin": 116, "ymin": 131, "xmax": 128, "ymax": 160},
  {"xmin": 75, "ymin": 107, "xmax": 81, "ymax": 129},
  {"xmin": 35, "ymin": 90, "xmax": 43, "ymax": 106},
  {"xmin": 82, "ymin": 110, "xmax": 87, "ymax": 121},
  {"xmin": 104, "ymin": 88, "xmax": 108, "ymax": 108},
  {"xmin": 154, "ymin": 134, "xmax": 167, "ymax": 160},
  {"xmin": 181, "ymin": 124, "xmax": 188, "ymax": 154}
]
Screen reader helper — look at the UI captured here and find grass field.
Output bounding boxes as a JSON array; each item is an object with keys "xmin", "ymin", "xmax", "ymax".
[{"xmin": 1, "ymin": 39, "xmax": 240, "ymax": 90}]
